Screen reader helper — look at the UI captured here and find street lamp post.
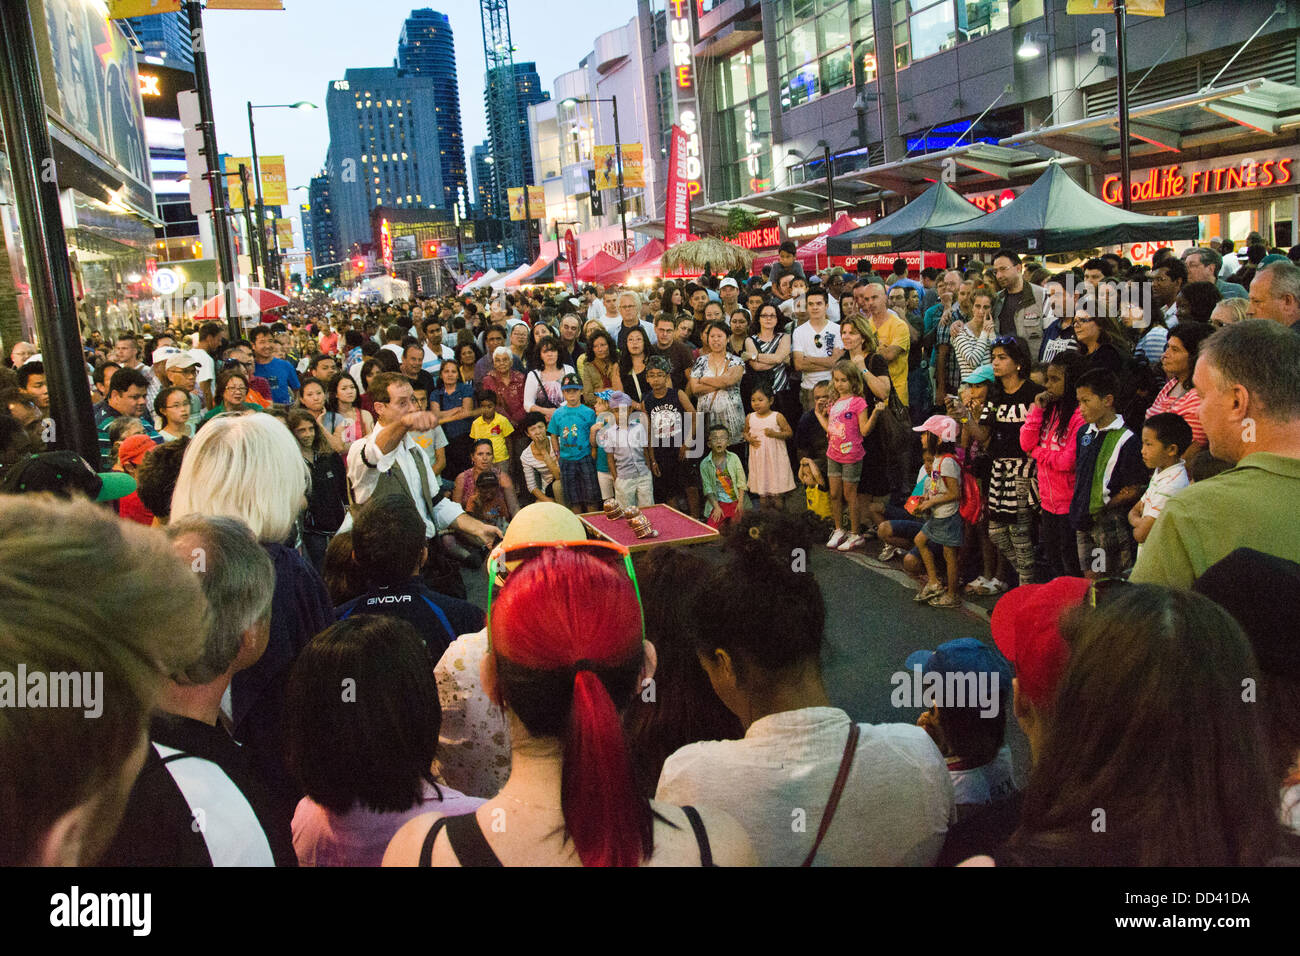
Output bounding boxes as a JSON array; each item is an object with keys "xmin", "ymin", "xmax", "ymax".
[
  {"xmin": 561, "ymin": 96, "xmax": 629, "ymax": 260},
  {"xmin": 247, "ymin": 100, "xmax": 316, "ymax": 289}
]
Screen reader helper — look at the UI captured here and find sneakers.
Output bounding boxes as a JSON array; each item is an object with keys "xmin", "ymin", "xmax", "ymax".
[
  {"xmin": 963, "ymin": 576, "xmax": 990, "ymax": 594},
  {"xmin": 928, "ymin": 592, "xmax": 963, "ymax": 608},
  {"xmin": 837, "ymin": 533, "xmax": 866, "ymax": 552},
  {"xmin": 826, "ymin": 529, "xmax": 846, "ymax": 550},
  {"xmin": 964, "ymin": 577, "xmax": 1007, "ymax": 596},
  {"xmin": 878, "ymin": 544, "xmax": 903, "ymax": 562},
  {"xmin": 914, "ymin": 581, "xmax": 945, "ymax": 603}
]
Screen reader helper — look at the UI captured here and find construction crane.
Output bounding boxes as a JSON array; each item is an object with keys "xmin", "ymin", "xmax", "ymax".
[{"xmin": 479, "ymin": 0, "xmax": 531, "ymax": 261}]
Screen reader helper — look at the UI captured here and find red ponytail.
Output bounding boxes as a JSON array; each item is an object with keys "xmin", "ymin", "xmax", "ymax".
[{"xmin": 492, "ymin": 550, "xmax": 650, "ymax": 866}]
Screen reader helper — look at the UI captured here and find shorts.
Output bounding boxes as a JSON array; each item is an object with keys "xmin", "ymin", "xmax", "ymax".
[
  {"xmin": 921, "ymin": 512, "xmax": 964, "ymax": 549},
  {"xmin": 560, "ymin": 457, "xmax": 601, "ymax": 507},
  {"xmin": 707, "ymin": 500, "xmax": 739, "ymax": 527},
  {"xmin": 614, "ymin": 472, "xmax": 654, "ymax": 508},
  {"xmin": 651, "ymin": 447, "xmax": 686, "ymax": 500},
  {"xmin": 881, "ymin": 517, "xmax": 943, "ymax": 564},
  {"xmin": 597, "ymin": 469, "xmax": 615, "ymax": 502},
  {"xmin": 826, "ymin": 457, "xmax": 863, "ymax": 483}
]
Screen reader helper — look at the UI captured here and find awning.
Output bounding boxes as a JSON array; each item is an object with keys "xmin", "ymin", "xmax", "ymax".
[
  {"xmin": 827, "ymin": 183, "xmax": 984, "ymax": 255},
  {"xmin": 576, "ymin": 250, "xmax": 622, "ymax": 282},
  {"xmin": 998, "ymin": 79, "xmax": 1300, "ymax": 165},
  {"xmin": 928, "ymin": 161, "xmax": 1199, "ymax": 254},
  {"xmin": 596, "ymin": 238, "xmax": 665, "ymax": 285}
]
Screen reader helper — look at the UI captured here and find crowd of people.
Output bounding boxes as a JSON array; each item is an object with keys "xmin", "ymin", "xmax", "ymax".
[{"xmin": 1, "ymin": 232, "xmax": 1298, "ymax": 867}]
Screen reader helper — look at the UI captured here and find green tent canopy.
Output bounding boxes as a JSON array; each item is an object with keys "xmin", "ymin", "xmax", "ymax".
[
  {"xmin": 929, "ymin": 161, "xmax": 1200, "ymax": 255},
  {"xmin": 826, "ymin": 182, "xmax": 984, "ymax": 255}
]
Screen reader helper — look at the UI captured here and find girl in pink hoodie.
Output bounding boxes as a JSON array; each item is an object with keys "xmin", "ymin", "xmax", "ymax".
[{"xmin": 1021, "ymin": 352, "xmax": 1086, "ymax": 578}]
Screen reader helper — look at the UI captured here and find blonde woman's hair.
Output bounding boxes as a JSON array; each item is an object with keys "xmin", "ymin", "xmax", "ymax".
[
  {"xmin": 171, "ymin": 412, "xmax": 309, "ymax": 543},
  {"xmin": 0, "ymin": 496, "xmax": 206, "ymax": 864},
  {"xmin": 832, "ymin": 359, "xmax": 866, "ymax": 397},
  {"xmin": 840, "ymin": 313, "xmax": 880, "ymax": 353}
]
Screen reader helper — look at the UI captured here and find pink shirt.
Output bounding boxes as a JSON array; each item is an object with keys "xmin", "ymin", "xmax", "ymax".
[
  {"xmin": 292, "ymin": 780, "xmax": 484, "ymax": 867},
  {"xmin": 826, "ymin": 395, "xmax": 868, "ymax": 464}
]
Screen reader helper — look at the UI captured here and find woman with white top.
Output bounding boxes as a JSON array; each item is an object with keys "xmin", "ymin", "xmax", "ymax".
[
  {"xmin": 522, "ymin": 336, "xmax": 574, "ymax": 422},
  {"xmin": 655, "ymin": 536, "xmax": 954, "ymax": 866},
  {"xmin": 950, "ymin": 288, "xmax": 996, "ymax": 380}
]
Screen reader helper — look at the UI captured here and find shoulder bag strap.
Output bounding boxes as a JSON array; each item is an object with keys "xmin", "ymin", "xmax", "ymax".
[
  {"xmin": 446, "ymin": 812, "xmax": 504, "ymax": 867},
  {"xmin": 801, "ymin": 722, "xmax": 861, "ymax": 867},
  {"xmin": 680, "ymin": 805, "xmax": 714, "ymax": 867},
  {"xmin": 419, "ymin": 815, "xmax": 450, "ymax": 867}
]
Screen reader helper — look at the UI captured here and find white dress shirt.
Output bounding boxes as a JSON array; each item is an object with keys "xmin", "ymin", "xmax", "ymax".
[{"xmin": 346, "ymin": 421, "xmax": 465, "ymax": 538}]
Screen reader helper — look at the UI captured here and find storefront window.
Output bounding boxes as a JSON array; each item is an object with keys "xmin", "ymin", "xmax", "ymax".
[
  {"xmin": 777, "ymin": 0, "xmax": 874, "ymax": 113},
  {"xmin": 712, "ymin": 46, "xmax": 772, "ymax": 202},
  {"xmin": 893, "ymin": 0, "xmax": 1012, "ymax": 68}
]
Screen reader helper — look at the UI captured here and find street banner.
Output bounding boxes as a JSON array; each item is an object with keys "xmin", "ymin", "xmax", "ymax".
[
  {"xmin": 507, "ymin": 186, "xmax": 545, "ymax": 221},
  {"xmin": 593, "ymin": 143, "xmax": 645, "ymax": 190},
  {"xmin": 565, "ymin": 229, "xmax": 579, "ymax": 288},
  {"xmin": 1066, "ymin": 0, "xmax": 1165, "ymax": 14},
  {"xmin": 587, "ymin": 169, "xmax": 604, "ymax": 216},
  {"xmin": 206, "ymin": 0, "xmax": 285, "ymax": 9},
  {"xmin": 276, "ymin": 220, "xmax": 294, "ymax": 248},
  {"xmin": 258, "ymin": 155, "xmax": 289, "ymax": 206},
  {"xmin": 665, "ymin": 125, "xmax": 691, "ymax": 248},
  {"xmin": 107, "ymin": 0, "xmax": 182, "ymax": 17}
]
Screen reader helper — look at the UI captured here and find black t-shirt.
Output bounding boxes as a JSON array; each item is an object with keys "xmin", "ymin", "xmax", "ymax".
[
  {"xmin": 336, "ymin": 576, "xmax": 485, "ymax": 655},
  {"xmin": 406, "ymin": 369, "xmax": 438, "ymax": 396},
  {"xmin": 982, "ymin": 379, "xmax": 1044, "ymax": 460},
  {"xmin": 795, "ymin": 408, "xmax": 829, "ymax": 467},
  {"xmin": 644, "ymin": 386, "xmax": 687, "ymax": 457},
  {"xmin": 100, "ymin": 712, "xmax": 298, "ymax": 867}
]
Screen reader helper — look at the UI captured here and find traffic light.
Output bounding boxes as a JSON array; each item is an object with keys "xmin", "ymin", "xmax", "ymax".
[
  {"xmin": 352, "ymin": 256, "xmax": 365, "ymax": 273},
  {"xmin": 424, "ymin": 240, "xmax": 439, "ymax": 259}
]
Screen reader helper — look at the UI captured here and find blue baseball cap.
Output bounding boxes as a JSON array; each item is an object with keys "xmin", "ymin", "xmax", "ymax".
[
  {"xmin": 904, "ymin": 637, "xmax": 1013, "ymax": 690},
  {"xmin": 964, "ymin": 363, "xmax": 996, "ymax": 386}
]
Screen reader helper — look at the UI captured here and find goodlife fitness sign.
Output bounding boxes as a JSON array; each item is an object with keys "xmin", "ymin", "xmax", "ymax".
[
  {"xmin": 668, "ymin": 1, "xmax": 703, "ymax": 202},
  {"xmin": 1100, "ymin": 150, "xmax": 1297, "ymax": 205}
]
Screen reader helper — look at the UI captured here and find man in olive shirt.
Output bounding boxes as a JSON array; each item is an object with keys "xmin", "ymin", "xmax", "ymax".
[{"xmin": 1131, "ymin": 321, "xmax": 1300, "ymax": 588}]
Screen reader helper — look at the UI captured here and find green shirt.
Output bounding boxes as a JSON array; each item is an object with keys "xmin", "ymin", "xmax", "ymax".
[{"xmin": 1130, "ymin": 452, "xmax": 1300, "ymax": 589}]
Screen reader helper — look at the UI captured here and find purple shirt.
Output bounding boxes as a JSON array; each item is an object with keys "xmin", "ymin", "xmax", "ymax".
[{"xmin": 292, "ymin": 779, "xmax": 484, "ymax": 867}]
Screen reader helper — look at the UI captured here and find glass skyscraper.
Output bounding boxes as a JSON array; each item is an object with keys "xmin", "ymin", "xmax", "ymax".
[{"xmin": 396, "ymin": 9, "xmax": 467, "ymax": 216}]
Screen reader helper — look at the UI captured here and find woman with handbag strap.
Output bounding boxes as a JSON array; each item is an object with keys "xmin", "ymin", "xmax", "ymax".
[{"xmin": 654, "ymin": 540, "xmax": 954, "ymax": 866}]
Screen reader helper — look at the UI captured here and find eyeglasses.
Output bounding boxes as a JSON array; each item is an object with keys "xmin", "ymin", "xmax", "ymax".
[{"xmin": 486, "ymin": 539, "xmax": 644, "ymax": 650}]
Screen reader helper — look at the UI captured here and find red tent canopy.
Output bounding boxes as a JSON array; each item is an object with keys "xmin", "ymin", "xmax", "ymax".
[
  {"xmin": 752, "ymin": 213, "xmax": 860, "ymax": 274},
  {"xmin": 576, "ymin": 250, "xmax": 622, "ymax": 282},
  {"xmin": 505, "ymin": 254, "xmax": 555, "ymax": 288},
  {"xmin": 596, "ymin": 238, "xmax": 665, "ymax": 285}
]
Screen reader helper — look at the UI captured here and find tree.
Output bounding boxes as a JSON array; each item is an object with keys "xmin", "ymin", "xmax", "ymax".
[{"xmin": 722, "ymin": 207, "xmax": 760, "ymax": 240}]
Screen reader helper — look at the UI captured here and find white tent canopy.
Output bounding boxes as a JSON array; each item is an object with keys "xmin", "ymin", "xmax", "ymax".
[
  {"xmin": 490, "ymin": 262, "xmax": 533, "ymax": 291},
  {"xmin": 462, "ymin": 269, "xmax": 500, "ymax": 292}
]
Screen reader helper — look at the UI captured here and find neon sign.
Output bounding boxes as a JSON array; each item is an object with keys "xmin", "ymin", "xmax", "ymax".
[
  {"xmin": 1102, "ymin": 158, "xmax": 1293, "ymax": 205},
  {"xmin": 668, "ymin": 0, "xmax": 702, "ymax": 199},
  {"xmin": 138, "ymin": 73, "xmax": 161, "ymax": 97},
  {"xmin": 734, "ymin": 225, "xmax": 781, "ymax": 250}
]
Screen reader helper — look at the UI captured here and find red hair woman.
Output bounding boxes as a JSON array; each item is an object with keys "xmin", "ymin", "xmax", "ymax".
[{"xmin": 383, "ymin": 548, "xmax": 755, "ymax": 867}]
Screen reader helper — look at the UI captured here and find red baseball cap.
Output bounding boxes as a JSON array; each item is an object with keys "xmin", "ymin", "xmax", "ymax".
[{"xmin": 991, "ymin": 577, "xmax": 1090, "ymax": 713}]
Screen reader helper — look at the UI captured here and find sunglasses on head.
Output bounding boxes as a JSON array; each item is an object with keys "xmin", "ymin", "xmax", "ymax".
[
  {"xmin": 486, "ymin": 539, "xmax": 644, "ymax": 650},
  {"xmin": 992, "ymin": 335, "xmax": 1019, "ymax": 348},
  {"xmin": 1088, "ymin": 576, "xmax": 1130, "ymax": 608}
]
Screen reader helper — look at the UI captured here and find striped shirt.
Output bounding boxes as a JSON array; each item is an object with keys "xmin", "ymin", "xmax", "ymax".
[{"xmin": 1146, "ymin": 379, "xmax": 1206, "ymax": 447}]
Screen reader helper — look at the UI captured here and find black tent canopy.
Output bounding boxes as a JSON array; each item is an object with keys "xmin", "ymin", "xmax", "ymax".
[
  {"xmin": 928, "ymin": 161, "xmax": 1200, "ymax": 254},
  {"xmin": 826, "ymin": 182, "xmax": 984, "ymax": 255}
]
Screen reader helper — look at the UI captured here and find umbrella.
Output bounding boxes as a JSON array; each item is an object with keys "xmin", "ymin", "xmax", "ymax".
[
  {"xmin": 929, "ymin": 161, "xmax": 1200, "ymax": 254},
  {"xmin": 827, "ymin": 184, "xmax": 983, "ymax": 256},
  {"xmin": 192, "ymin": 286, "xmax": 291, "ymax": 319},
  {"xmin": 662, "ymin": 237, "xmax": 754, "ymax": 275}
]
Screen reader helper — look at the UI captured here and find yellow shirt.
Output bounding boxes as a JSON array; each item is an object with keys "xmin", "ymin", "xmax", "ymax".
[
  {"xmin": 872, "ymin": 313, "xmax": 912, "ymax": 405},
  {"xmin": 469, "ymin": 412, "xmax": 514, "ymax": 463}
]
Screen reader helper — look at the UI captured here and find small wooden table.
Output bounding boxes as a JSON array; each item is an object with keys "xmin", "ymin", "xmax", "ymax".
[{"xmin": 578, "ymin": 504, "xmax": 720, "ymax": 552}]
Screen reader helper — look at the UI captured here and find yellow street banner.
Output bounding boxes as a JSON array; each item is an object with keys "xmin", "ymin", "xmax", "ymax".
[
  {"xmin": 507, "ymin": 186, "xmax": 546, "ymax": 221},
  {"xmin": 1066, "ymin": 0, "xmax": 1165, "ymax": 15},
  {"xmin": 276, "ymin": 220, "xmax": 294, "ymax": 247},
  {"xmin": 225, "ymin": 155, "xmax": 288, "ymax": 208},
  {"xmin": 593, "ymin": 143, "xmax": 645, "ymax": 190},
  {"xmin": 107, "ymin": 0, "xmax": 182, "ymax": 17},
  {"xmin": 206, "ymin": 1, "xmax": 285, "ymax": 9},
  {"xmin": 259, "ymin": 155, "xmax": 289, "ymax": 206}
]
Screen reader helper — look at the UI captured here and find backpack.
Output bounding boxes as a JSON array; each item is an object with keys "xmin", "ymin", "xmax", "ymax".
[{"xmin": 939, "ymin": 454, "xmax": 984, "ymax": 526}]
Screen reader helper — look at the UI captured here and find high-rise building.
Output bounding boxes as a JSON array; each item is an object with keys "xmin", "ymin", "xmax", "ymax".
[
  {"xmin": 122, "ymin": 11, "xmax": 194, "ymax": 73},
  {"xmin": 471, "ymin": 142, "xmax": 494, "ymax": 218},
  {"xmin": 324, "ymin": 67, "xmax": 445, "ymax": 254},
  {"xmin": 300, "ymin": 203, "xmax": 314, "ymax": 260},
  {"xmin": 396, "ymin": 9, "xmax": 467, "ymax": 215},
  {"xmin": 308, "ymin": 172, "xmax": 340, "ymax": 277},
  {"xmin": 484, "ymin": 62, "xmax": 550, "ymax": 201}
]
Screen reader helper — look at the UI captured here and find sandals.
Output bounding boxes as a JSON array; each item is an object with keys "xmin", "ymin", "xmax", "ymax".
[
  {"xmin": 928, "ymin": 592, "xmax": 963, "ymax": 608},
  {"xmin": 914, "ymin": 582, "xmax": 946, "ymax": 603}
]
